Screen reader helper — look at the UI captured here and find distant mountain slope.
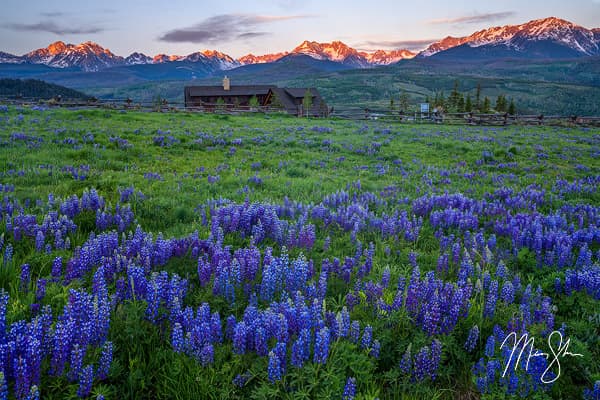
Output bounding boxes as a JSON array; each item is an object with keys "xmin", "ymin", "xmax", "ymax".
[
  {"xmin": 0, "ymin": 78, "xmax": 89, "ymax": 99},
  {"xmin": 0, "ymin": 51, "xmax": 23, "ymax": 64},
  {"xmin": 421, "ymin": 17, "xmax": 600, "ymax": 59}
]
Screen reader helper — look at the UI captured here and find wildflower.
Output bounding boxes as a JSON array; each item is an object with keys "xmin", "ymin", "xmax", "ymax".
[{"xmin": 342, "ymin": 377, "xmax": 357, "ymax": 400}]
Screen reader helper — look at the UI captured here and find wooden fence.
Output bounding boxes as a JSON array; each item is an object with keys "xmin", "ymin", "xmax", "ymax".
[{"xmin": 2, "ymin": 97, "xmax": 600, "ymax": 127}]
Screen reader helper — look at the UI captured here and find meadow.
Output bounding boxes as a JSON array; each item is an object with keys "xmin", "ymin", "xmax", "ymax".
[{"xmin": 0, "ymin": 105, "xmax": 599, "ymax": 399}]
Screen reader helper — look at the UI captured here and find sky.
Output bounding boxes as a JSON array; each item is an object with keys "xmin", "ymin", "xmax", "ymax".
[{"xmin": 1, "ymin": 0, "xmax": 599, "ymax": 58}]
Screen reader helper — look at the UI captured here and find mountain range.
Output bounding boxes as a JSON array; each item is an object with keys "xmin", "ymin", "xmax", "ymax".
[
  {"xmin": 1, "ymin": 17, "xmax": 598, "ymax": 73},
  {"xmin": 0, "ymin": 40, "xmax": 416, "ymax": 72}
]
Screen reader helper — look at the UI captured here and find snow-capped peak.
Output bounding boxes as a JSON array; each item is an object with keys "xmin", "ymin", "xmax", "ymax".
[
  {"xmin": 125, "ymin": 52, "xmax": 152, "ymax": 65},
  {"xmin": 25, "ymin": 41, "xmax": 124, "ymax": 71},
  {"xmin": 420, "ymin": 16, "xmax": 600, "ymax": 57}
]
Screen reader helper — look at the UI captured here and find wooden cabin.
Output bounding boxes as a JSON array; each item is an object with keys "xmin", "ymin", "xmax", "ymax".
[{"xmin": 184, "ymin": 76, "xmax": 328, "ymax": 116}]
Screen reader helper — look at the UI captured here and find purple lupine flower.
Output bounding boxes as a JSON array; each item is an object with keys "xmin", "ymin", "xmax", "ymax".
[
  {"xmin": 501, "ymin": 281, "xmax": 515, "ymax": 304},
  {"xmin": 484, "ymin": 335, "xmax": 496, "ymax": 358},
  {"xmin": 200, "ymin": 343, "xmax": 214, "ymax": 366},
  {"xmin": 51, "ymin": 257, "xmax": 62, "ymax": 281},
  {"xmin": 429, "ymin": 339, "xmax": 442, "ymax": 380},
  {"xmin": 233, "ymin": 322, "xmax": 247, "ymax": 355},
  {"xmin": 323, "ymin": 236, "xmax": 331, "ymax": 252},
  {"xmin": 339, "ymin": 307, "xmax": 350, "ymax": 338},
  {"xmin": 370, "ymin": 340, "xmax": 381, "ymax": 358},
  {"xmin": 69, "ymin": 344, "xmax": 85, "ymax": 382},
  {"xmin": 20, "ymin": 263, "xmax": 31, "ymax": 291},
  {"xmin": 225, "ymin": 315, "xmax": 236, "ymax": 340},
  {"xmin": 464, "ymin": 325, "xmax": 479, "ymax": 352},
  {"xmin": 381, "ymin": 268, "xmax": 391, "ymax": 288},
  {"xmin": 97, "ymin": 341, "xmax": 112, "ymax": 380},
  {"xmin": 291, "ymin": 329, "xmax": 310, "ymax": 368},
  {"xmin": 413, "ymin": 346, "xmax": 430, "ymax": 382},
  {"xmin": 360, "ymin": 325, "xmax": 373, "ymax": 350},
  {"xmin": 77, "ymin": 365, "xmax": 94, "ymax": 398},
  {"xmin": 27, "ymin": 385, "xmax": 40, "ymax": 400},
  {"xmin": 342, "ymin": 377, "xmax": 357, "ymax": 400},
  {"xmin": 349, "ymin": 321, "xmax": 360, "ymax": 344},
  {"xmin": 3, "ymin": 244, "xmax": 13, "ymax": 265},
  {"xmin": 268, "ymin": 350, "xmax": 283, "ymax": 383},
  {"xmin": 35, "ymin": 279, "xmax": 47, "ymax": 302},
  {"xmin": 35, "ymin": 230, "xmax": 45, "ymax": 251},
  {"xmin": 484, "ymin": 280, "xmax": 498, "ymax": 318},
  {"xmin": 314, "ymin": 327, "xmax": 330, "ymax": 364},
  {"xmin": 210, "ymin": 312, "xmax": 222, "ymax": 344},
  {"xmin": 399, "ymin": 347, "xmax": 412, "ymax": 375},
  {"xmin": 255, "ymin": 327, "xmax": 268, "ymax": 357},
  {"xmin": 408, "ymin": 251, "xmax": 418, "ymax": 268},
  {"xmin": 583, "ymin": 381, "xmax": 600, "ymax": 400},
  {"xmin": 172, "ymin": 323, "xmax": 185, "ymax": 352},
  {"xmin": 233, "ymin": 373, "xmax": 251, "ymax": 388}
]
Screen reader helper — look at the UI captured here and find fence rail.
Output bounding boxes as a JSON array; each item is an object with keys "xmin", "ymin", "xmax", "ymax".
[{"xmin": 2, "ymin": 97, "xmax": 600, "ymax": 127}]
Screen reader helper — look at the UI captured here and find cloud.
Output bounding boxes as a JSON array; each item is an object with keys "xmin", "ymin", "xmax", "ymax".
[
  {"xmin": 159, "ymin": 13, "xmax": 311, "ymax": 44},
  {"xmin": 7, "ymin": 21, "xmax": 104, "ymax": 35},
  {"xmin": 237, "ymin": 32, "xmax": 269, "ymax": 39},
  {"xmin": 359, "ymin": 39, "xmax": 440, "ymax": 51},
  {"xmin": 40, "ymin": 11, "xmax": 65, "ymax": 18},
  {"xmin": 429, "ymin": 11, "xmax": 515, "ymax": 25}
]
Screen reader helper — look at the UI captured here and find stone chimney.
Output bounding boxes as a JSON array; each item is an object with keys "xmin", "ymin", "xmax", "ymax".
[{"xmin": 223, "ymin": 76, "xmax": 230, "ymax": 91}]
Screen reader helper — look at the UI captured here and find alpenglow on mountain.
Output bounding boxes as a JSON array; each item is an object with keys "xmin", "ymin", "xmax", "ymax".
[
  {"xmin": 1, "ymin": 17, "xmax": 598, "ymax": 72},
  {"xmin": 419, "ymin": 17, "xmax": 600, "ymax": 59},
  {"xmin": 1, "ymin": 40, "xmax": 416, "ymax": 72}
]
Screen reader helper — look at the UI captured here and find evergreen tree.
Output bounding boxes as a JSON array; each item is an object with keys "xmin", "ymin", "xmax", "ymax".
[
  {"xmin": 438, "ymin": 92, "xmax": 446, "ymax": 109},
  {"xmin": 465, "ymin": 95, "xmax": 472, "ymax": 112},
  {"xmin": 482, "ymin": 96, "xmax": 491, "ymax": 113},
  {"xmin": 449, "ymin": 80, "xmax": 461, "ymax": 111},
  {"xmin": 475, "ymin": 83, "xmax": 481, "ymax": 110},
  {"xmin": 249, "ymin": 95, "xmax": 260, "ymax": 108},
  {"xmin": 399, "ymin": 91, "xmax": 410, "ymax": 113},
  {"xmin": 457, "ymin": 95, "xmax": 465, "ymax": 113},
  {"xmin": 302, "ymin": 89, "xmax": 313, "ymax": 117},
  {"xmin": 495, "ymin": 95, "xmax": 507, "ymax": 112},
  {"xmin": 389, "ymin": 97, "xmax": 395, "ymax": 114},
  {"xmin": 269, "ymin": 92, "xmax": 283, "ymax": 109},
  {"xmin": 508, "ymin": 98, "xmax": 516, "ymax": 115}
]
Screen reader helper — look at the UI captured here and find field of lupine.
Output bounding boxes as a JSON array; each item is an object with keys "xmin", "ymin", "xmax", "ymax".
[{"xmin": 0, "ymin": 104, "xmax": 599, "ymax": 399}]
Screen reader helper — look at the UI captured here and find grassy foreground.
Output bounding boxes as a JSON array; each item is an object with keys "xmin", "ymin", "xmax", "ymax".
[{"xmin": 0, "ymin": 106, "xmax": 599, "ymax": 399}]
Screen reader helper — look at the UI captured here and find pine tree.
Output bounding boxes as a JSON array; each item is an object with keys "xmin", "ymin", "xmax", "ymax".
[
  {"xmin": 438, "ymin": 91, "xmax": 446, "ymax": 109},
  {"xmin": 449, "ymin": 80, "xmax": 461, "ymax": 111},
  {"xmin": 482, "ymin": 96, "xmax": 491, "ymax": 113},
  {"xmin": 457, "ymin": 95, "xmax": 465, "ymax": 113},
  {"xmin": 249, "ymin": 95, "xmax": 260, "ymax": 108},
  {"xmin": 302, "ymin": 89, "xmax": 313, "ymax": 117},
  {"xmin": 508, "ymin": 98, "xmax": 516, "ymax": 115},
  {"xmin": 399, "ymin": 91, "xmax": 410, "ymax": 113},
  {"xmin": 475, "ymin": 83, "xmax": 481, "ymax": 110},
  {"xmin": 389, "ymin": 98, "xmax": 395, "ymax": 114},
  {"xmin": 495, "ymin": 95, "xmax": 506, "ymax": 112},
  {"xmin": 465, "ymin": 95, "xmax": 472, "ymax": 112}
]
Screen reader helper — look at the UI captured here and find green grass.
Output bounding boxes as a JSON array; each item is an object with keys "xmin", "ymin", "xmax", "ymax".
[{"xmin": 0, "ymin": 106, "xmax": 599, "ymax": 399}]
